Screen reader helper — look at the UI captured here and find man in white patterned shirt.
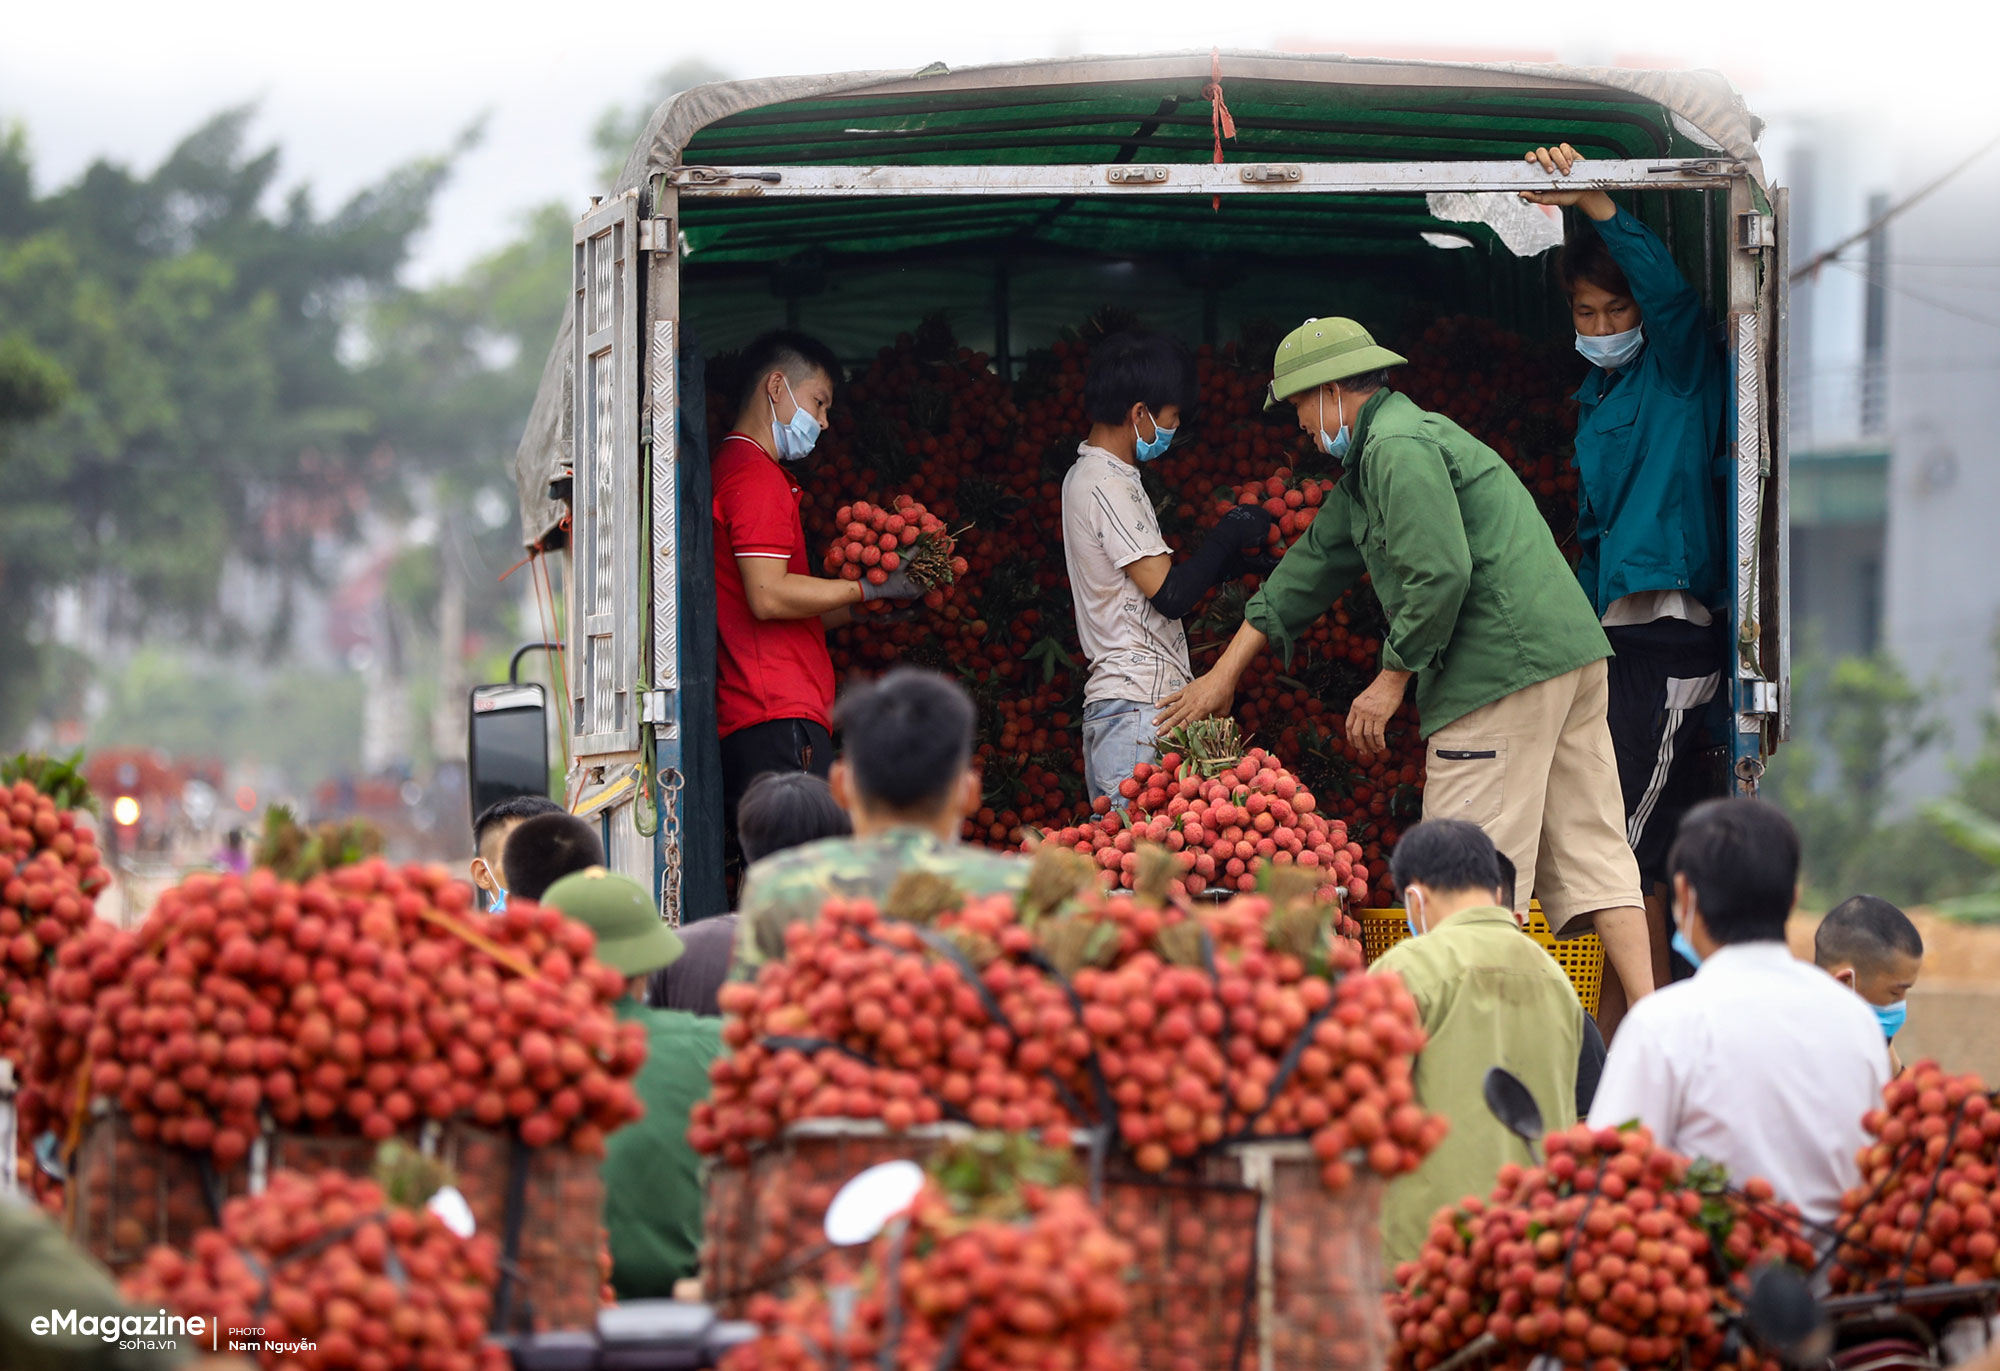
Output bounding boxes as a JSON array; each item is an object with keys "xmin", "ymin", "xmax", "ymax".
[{"xmin": 1060, "ymin": 333, "xmax": 1276, "ymax": 800}]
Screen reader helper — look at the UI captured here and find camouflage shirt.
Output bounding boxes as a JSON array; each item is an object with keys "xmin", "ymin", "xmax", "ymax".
[{"xmin": 735, "ymin": 827, "xmax": 1026, "ymax": 971}]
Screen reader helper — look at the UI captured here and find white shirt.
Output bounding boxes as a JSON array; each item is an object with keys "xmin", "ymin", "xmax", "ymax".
[
  {"xmin": 1060, "ymin": 444, "xmax": 1192, "ymax": 707},
  {"xmin": 1588, "ymin": 941, "xmax": 1890, "ymax": 1232},
  {"xmin": 1601, "ymin": 589, "xmax": 1714, "ymax": 627}
]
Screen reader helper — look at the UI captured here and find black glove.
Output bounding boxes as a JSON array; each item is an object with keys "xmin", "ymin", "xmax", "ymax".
[
  {"xmin": 1228, "ymin": 545, "xmax": 1283, "ymax": 577},
  {"xmin": 1148, "ymin": 507, "xmax": 1278, "ymax": 620},
  {"xmin": 861, "ymin": 567, "xmax": 921, "ymax": 602},
  {"xmin": 1210, "ymin": 504, "xmax": 1277, "ymax": 552}
]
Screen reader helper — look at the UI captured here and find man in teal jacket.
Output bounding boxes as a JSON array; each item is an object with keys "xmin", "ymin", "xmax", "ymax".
[
  {"xmin": 543, "ymin": 868, "xmax": 721, "ymax": 1299},
  {"xmin": 1159, "ymin": 317, "xmax": 1654, "ymax": 1011},
  {"xmin": 1524, "ymin": 142, "xmax": 1729, "ymax": 1012}
]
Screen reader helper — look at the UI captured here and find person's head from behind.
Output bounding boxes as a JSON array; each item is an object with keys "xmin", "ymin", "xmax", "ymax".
[
  {"xmin": 471, "ymin": 794, "xmax": 564, "ymax": 906},
  {"xmin": 541, "ymin": 867, "xmax": 683, "ymax": 999},
  {"xmin": 1667, "ymin": 798, "xmax": 1800, "ymax": 959},
  {"xmin": 502, "ymin": 812, "xmax": 606, "ymax": 904},
  {"xmin": 731, "ymin": 329, "xmax": 843, "ymax": 462},
  {"xmin": 1558, "ymin": 218, "xmax": 1641, "ymax": 340},
  {"xmin": 830, "ymin": 669, "xmax": 979, "ymax": 837},
  {"xmin": 1391, "ymin": 820, "xmax": 1505, "ymax": 935},
  {"xmin": 1083, "ymin": 332, "xmax": 1194, "ymax": 462},
  {"xmin": 1816, "ymin": 895, "xmax": 1924, "ymax": 1033},
  {"xmin": 738, "ymin": 771, "xmax": 852, "ymax": 865}
]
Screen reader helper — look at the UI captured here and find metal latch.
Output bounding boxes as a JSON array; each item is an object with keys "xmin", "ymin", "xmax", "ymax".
[
  {"xmin": 1739, "ymin": 680, "xmax": 1779, "ymax": 715},
  {"xmin": 1736, "ymin": 212, "xmax": 1776, "ymax": 251},
  {"xmin": 1648, "ymin": 159, "xmax": 1740, "ymax": 176},
  {"xmin": 669, "ymin": 167, "xmax": 783, "ymax": 186},
  {"xmin": 1239, "ymin": 164, "xmax": 1303, "ymax": 183},
  {"xmin": 638, "ymin": 218, "xmax": 672, "ymax": 252},
  {"xmin": 640, "ymin": 690, "xmax": 675, "ymax": 727},
  {"xmin": 1107, "ymin": 165, "xmax": 1168, "ymax": 184}
]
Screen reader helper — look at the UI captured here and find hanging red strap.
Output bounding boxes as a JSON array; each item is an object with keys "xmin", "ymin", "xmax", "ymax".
[{"xmin": 1204, "ymin": 47, "xmax": 1237, "ymax": 211}]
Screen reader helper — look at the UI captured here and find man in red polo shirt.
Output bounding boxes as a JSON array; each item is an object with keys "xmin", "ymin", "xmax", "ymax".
[{"xmin": 712, "ymin": 330, "xmax": 917, "ymax": 871}]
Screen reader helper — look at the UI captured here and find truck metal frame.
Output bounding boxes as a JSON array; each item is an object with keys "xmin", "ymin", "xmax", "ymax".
[{"xmin": 521, "ymin": 53, "xmax": 1789, "ymax": 924}]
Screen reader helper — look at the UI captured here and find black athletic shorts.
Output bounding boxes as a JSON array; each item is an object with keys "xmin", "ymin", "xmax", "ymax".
[{"xmin": 1605, "ymin": 617, "xmax": 1725, "ymax": 888}]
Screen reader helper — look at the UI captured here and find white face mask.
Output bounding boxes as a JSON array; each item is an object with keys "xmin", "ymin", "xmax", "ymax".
[
  {"xmin": 770, "ymin": 375, "xmax": 823, "ymax": 462},
  {"xmin": 1405, "ymin": 888, "xmax": 1427, "ymax": 939}
]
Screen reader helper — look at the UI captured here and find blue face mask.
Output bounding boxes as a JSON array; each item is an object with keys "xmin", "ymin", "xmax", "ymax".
[
  {"xmin": 490, "ymin": 888, "xmax": 508, "ymax": 914},
  {"xmin": 1874, "ymin": 999, "xmax": 1908, "ymax": 1041},
  {"xmin": 1404, "ymin": 891, "xmax": 1427, "ymax": 940},
  {"xmin": 1670, "ymin": 902, "xmax": 1702, "ymax": 968},
  {"xmin": 1576, "ymin": 325, "xmax": 1646, "ymax": 371},
  {"xmin": 1671, "ymin": 927, "xmax": 1701, "ymax": 968},
  {"xmin": 771, "ymin": 376, "xmax": 823, "ymax": 462},
  {"xmin": 1135, "ymin": 409, "xmax": 1177, "ymax": 463},
  {"xmin": 1316, "ymin": 388, "xmax": 1351, "ymax": 460}
]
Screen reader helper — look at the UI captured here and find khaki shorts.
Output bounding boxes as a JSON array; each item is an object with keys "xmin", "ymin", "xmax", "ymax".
[{"xmin": 1422, "ymin": 659, "xmax": 1643, "ymax": 937}]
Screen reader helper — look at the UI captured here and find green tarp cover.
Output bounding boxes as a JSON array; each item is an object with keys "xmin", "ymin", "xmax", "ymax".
[{"xmin": 518, "ymin": 50, "xmax": 1764, "ymax": 542}]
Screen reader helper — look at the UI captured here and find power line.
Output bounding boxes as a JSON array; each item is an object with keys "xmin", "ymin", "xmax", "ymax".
[
  {"xmin": 1790, "ymin": 131, "xmax": 2000, "ymax": 284},
  {"xmin": 1828, "ymin": 257, "xmax": 2000, "ymax": 332}
]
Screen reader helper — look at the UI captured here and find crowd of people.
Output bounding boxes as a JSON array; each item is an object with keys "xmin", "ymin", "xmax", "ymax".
[{"xmin": 450, "ymin": 662, "xmax": 1930, "ymax": 1310}]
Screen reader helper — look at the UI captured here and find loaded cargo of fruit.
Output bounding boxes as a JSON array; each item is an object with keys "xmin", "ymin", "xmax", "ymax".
[
  {"xmin": 500, "ymin": 52, "xmax": 1789, "ymax": 924},
  {"xmin": 697, "ymin": 859, "xmax": 1417, "ymax": 1370}
]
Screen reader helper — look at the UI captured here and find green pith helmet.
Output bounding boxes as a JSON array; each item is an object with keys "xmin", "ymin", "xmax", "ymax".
[
  {"xmin": 541, "ymin": 866, "xmax": 685, "ymax": 976},
  {"xmin": 1263, "ymin": 317, "xmax": 1409, "ymax": 414}
]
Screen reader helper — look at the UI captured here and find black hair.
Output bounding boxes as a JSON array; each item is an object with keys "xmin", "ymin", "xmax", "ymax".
[
  {"xmin": 737, "ymin": 771, "xmax": 852, "ymax": 864},
  {"xmin": 1391, "ymin": 820, "xmax": 1503, "ymax": 897},
  {"xmin": 501, "ymin": 812, "xmax": 606, "ymax": 902},
  {"xmin": 1816, "ymin": 894, "xmax": 1924, "ymax": 970},
  {"xmin": 1556, "ymin": 213, "xmax": 1634, "ymax": 300},
  {"xmin": 1336, "ymin": 367, "xmax": 1394, "ymax": 394},
  {"xmin": 473, "ymin": 793, "xmax": 564, "ymax": 853},
  {"xmin": 1494, "ymin": 851, "xmax": 1518, "ymax": 911},
  {"xmin": 832, "ymin": 668, "xmax": 976, "ymax": 814},
  {"xmin": 1082, "ymin": 332, "xmax": 1195, "ymax": 427},
  {"xmin": 1667, "ymin": 798, "xmax": 1799, "ymax": 945},
  {"xmin": 733, "ymin": 329, "xmax": 843, "ymax": 414}
]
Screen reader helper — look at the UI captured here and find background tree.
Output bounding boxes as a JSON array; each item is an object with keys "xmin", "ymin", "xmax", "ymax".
[{"xmin": 0, "ymin": 111, "xmax": 463, "ymax": 732}]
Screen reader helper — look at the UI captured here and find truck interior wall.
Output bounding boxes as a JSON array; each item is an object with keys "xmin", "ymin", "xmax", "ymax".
[
  {"xmin": 674, "ymin": 338, "xmax": 729, "ymax": 924},
  {"xmin": 663, "ymin": 184, "xmax": 1740, "ymax": 917},
  {"xmin": 682, "ymin": 247, "xmax": 1562, "ymax": 376}
]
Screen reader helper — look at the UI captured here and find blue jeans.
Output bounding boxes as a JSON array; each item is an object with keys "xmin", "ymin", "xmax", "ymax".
[{"xmin": 1082, "ymin": 699, "xmax": 1157, "ymax": 801}]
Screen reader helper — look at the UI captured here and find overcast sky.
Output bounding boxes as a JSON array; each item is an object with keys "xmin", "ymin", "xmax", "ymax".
[{"xmin": 2, "ymin": 0, "xmax": 1987, "ymax": 284}]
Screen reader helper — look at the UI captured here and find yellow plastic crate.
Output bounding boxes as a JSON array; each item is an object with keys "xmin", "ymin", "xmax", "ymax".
[{"xmin": 1360, "ymin": 902, "xmax": 1604, "ymax": 1017}]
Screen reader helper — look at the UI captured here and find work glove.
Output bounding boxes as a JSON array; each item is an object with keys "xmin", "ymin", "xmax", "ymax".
[
  {"xmin": 861, "ymin": 567, "xmax": 921, "ymax": 602},
  {"xmin": 1228, "ymin": 545, "xmax": 1284, "ymax": 577},
  {"xmin": 1208, "ymin": 504, "xmax": 1277, "ymax": 552}
]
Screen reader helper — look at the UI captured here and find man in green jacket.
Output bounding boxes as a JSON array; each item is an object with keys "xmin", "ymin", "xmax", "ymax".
[
  {"xmin": 542, "ymin": 867, "xmax": 721, "ymax": 1300},
  {"xmin": 1159, "ymin": 317, "xmax": 1653, "ymax": 1009}
]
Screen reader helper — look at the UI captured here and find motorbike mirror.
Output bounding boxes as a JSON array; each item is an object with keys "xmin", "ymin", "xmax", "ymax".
[
  {"xmin": 467, "ymin": 681, "xmax": 551, "ymax": 831},
  {"xmin": 1483, "ymin": 1067, "xmax": 1545, "ymax": 1148},
  {"xmin": 824, "ymin": 1160, "xmax": 925, "ymax": 1248},
  {"xmin": 33, "ymin": 1131, "xmax": 67, "ymax": 1183},
  {"xmin": 1742, "ymin": 1264, "xmax": 1832, "ymax": 1366}
]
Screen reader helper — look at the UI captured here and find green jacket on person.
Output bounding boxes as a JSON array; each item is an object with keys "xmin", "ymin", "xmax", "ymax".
[
  {"xmin": 601, "ymin": 999, "xmax": 722, "ymax": 1300},
  {"xmin": 1245, "ymin": 388, "xmax": 1610, "ymax": 736},
  {"xmin": 1370, "ymin": 905, "xmax": 1584, "ymax": 1267},
  {"xmin": 0, "ymin": 1197, "xmax": 189, "ymax": 1369},
  {"xmin": 735, "ymin": 827, "xmax": 1027, "ymax": 973}
]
